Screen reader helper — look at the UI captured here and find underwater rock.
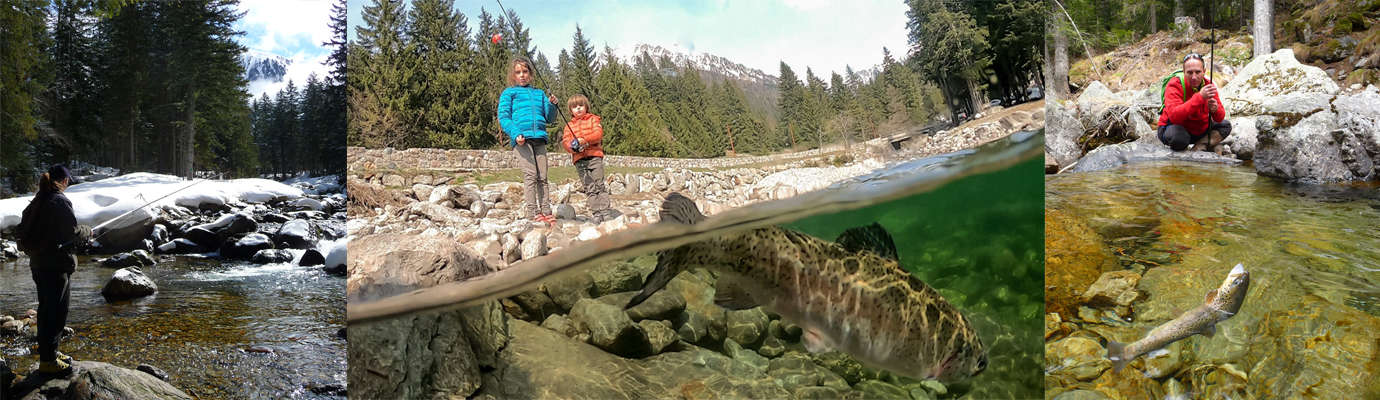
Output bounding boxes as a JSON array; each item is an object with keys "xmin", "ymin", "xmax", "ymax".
[
  {"xmin": 1045, "ymin": 337, "xmax": 1109, "ymax": 381},
  {"xmin": 1243, "ymin": 295, "xmax": 1380, "ymax": 398},
  {"xmin": 508, "ymin": 290, "xmax": 560, "ymax": 322},
  {"xmin": 637, "ymin": 320, "xmax": 677, "ymax": 355},
  {"xmin": 99, "ymin": 250, "xmax": 155, "ymax": 269},
  {"xmin": 757, "ymin": 336, "xmax": 786, "ymax": 358},
  {"xmin": 220, "ymin": 233, "xmax": 274, "ymax": 260},
  {"xmin": 1044, "ymin": 210, "xmax": 1118, "ymax": 318},
  {"xmin": 854, "ymin": 380, "xmax": 908, "ymax": 399},
  {"xmin": 567, "ymin": 298, "xmax": 642, "ymax": 357},
  {"xmin": 1081, "ymin": 270, "xmax": 1143, "ymax": 313},
  {"xmin": 1141, "ymin": 340, "xmax": 1183, "ymax": 379},
  {"xmin": 811, "ymin": 351, "xmax": 874, "ymax": 386},
  {"xmin": 1051, "ymin": 389, "xmax": 1112, "ymax": 400},
  {"xmin": 11, "ymin": 361, "xmax": 192, "ymax": 400},
  {"xmin": 346, "ymin": 233, "xmax": 491, "ymax": 302},
  {"xmin": 723, "ymin": 338, "xmax": 770, "ymax": 371},
  {"xmin": 766, "ymin": 352, "xmax": 850, "ymax": 393},
  {"xmin": 725, "ymin": 307, "xmax": 770, "ymax": 348},
  {"xmin": 587, "ymin": 262, "xmax": 645, "ymax": 298},
  {"xmin": 542, "ymin": 272, "xmax": 594, "ymax": 312},
  {"xmin": 349, "ymin": 303, "xmax": 502, "ymax": 399},
  {"xmin": 250, "ymin": 249, "xmax": 294, "ymax": 264},
  {"xmin": 275, "ymin": 219, "xmax": 317, "ymax": 249},
  {"xmin": 100, "ymin": 267, "xmax": 157, "ymax": 301},
  {"xmin": 541, "ymin": 313, "xmax": 578, "ymax": 338},
  {"xmin": 793, "ymin": 386, "xmax": 849, "ymax": 400}
]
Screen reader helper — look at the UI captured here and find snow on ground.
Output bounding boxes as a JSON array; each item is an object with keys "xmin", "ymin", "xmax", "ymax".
[
  {"xmin": 752, "ymin": 157, "xmax": 887, "ymax": 195},
  {"xmin": 321, "ymin": 238, "xmax": 346, "ymax": 269},
  {"xmin": 0, "ymin": 172, "xmax": 304, "ymax": 232},
  {"xmin": 284, "ymin": 174, "xmax": 342, "ymax": 195}
]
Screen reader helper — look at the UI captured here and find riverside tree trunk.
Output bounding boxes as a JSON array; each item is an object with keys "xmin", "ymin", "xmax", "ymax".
[
  {"xmin": 1253, "ymin": 0, "xmax": 1273, "ymax": 59},
  {"xmin": 1050, "ymin": 2, "xmax": 1072, "ymax": 102},
  {"xmin": 1150, "ymin": 1, "xmax": 1157, "ymax": 33}
]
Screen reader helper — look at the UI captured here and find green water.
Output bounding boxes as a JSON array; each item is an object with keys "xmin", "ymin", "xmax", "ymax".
[
  {"xmin": 1045, "ymin": 162, "xmax": 1380, "ymax": 399},
  {"xmin": 786, "ymin": 154, "xmax": 1045, "ymax": 399}
]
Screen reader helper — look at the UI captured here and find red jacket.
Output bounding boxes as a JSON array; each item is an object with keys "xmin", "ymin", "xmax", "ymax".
[
  {"xmin": 1158, "ymin": 76, "xmax": 1225, "ymax": 136},
  {"xmin": 562, "ymin": 113, "xmax": 604, "ymax": 162}
]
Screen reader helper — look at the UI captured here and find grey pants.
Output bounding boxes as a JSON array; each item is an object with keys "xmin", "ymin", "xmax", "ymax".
[
  {"xmin": 31, "ymin": 264, "xmax": 71, "ymax": 363},
  {"xmin": 575, "ymin": 157, "xmax": 611, "ymax": 214},
  {"xmin": 514, "ymin": 141, "xmax": 551, "ymax": 217}
]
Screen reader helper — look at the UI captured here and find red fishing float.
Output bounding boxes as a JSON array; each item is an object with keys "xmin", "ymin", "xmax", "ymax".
[{"xmin": 491, "ymin": 33, "xmax": 502, "ymax": 44}]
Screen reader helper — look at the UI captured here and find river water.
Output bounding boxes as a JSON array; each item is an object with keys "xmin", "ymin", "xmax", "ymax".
[
  {"xmin": 1045, "ymin": 162, "xmax": 1380, "ymax": 398},
  {"xmin": 1, "ymin": 253, "xmax": 345, "ymax": 398}
]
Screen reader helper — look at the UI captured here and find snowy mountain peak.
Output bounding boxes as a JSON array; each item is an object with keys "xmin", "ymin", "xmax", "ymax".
[
  {"xmin": 241, "ymin": 50, "xmax": 292, "ymax": 83},
  {"xmin": 617, "ymin": 43, "xmax": 777, "ymax": 86}
]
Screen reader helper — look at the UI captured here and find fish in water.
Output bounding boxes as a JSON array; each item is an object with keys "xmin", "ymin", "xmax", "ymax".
[
  {"xmin": 626, "ymin": 193, "xmax": 987, "ymax": 384},
  {"xmin": 1107, "ymin": 263, "xmax": 1250, "ymax": 372}
]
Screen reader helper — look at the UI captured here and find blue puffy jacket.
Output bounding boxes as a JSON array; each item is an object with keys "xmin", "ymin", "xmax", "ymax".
[{"xmin": 498, "ymin": 86, "xmax": 556, "ymax": 146}]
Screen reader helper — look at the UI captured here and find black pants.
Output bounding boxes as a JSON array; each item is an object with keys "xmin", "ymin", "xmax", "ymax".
[
  {"xmin": 30, "ymin": 266, "xmax": 71, "ymax": 363},
  {"xmin": 1158, "ymin": 120, "xmax": 1233, "ymax": 151}
]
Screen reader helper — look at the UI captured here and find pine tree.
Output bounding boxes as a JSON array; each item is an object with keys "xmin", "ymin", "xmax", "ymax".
[
  {"xmin": 322, "ymin": 0, "xmax": 348, "ymax": 173},
  {"xmin": 562, "ymin": 25, "xmax": 598, "ymax": 101},
  {"xmin": 776, "ymin": 62, "xmax": 804, "ymax": 149},
  {"xmin": 350, "ymin": 0, "xmax": 416, "ymax": 148},
  {"xmin": 48, "ymin": 0, "xmax": 102, "ymax": 163},
  {"xmin": 594, "ymin": 47, "xmax": 668, "ymax": 157},
  {"xmin": 0, "ymin": 0, "xmax": 50, "ymax": 191},
  {"xmin": 409, "ymin": 0, "xmax": 488, "ymax": 149}
]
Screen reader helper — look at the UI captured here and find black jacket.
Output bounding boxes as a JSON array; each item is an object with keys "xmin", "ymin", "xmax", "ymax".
[{"xmin": 23, "ymin": 190, "xmax": 82, "ymax": 272}]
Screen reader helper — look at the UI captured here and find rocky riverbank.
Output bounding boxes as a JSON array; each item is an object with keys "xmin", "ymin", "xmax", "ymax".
[{"xmin": 1048, "ymin": 49, "xmax": 1380, "ymax": 183}]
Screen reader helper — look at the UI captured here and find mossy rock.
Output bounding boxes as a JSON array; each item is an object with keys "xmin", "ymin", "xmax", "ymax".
[{"xmin": 1345, "ymin": 68, "xmax": 1380, "ymax": 87}]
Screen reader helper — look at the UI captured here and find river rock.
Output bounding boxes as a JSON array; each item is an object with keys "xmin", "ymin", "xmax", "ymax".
[
  {"xmin": 100, "ymin": 267, "xmax": 157, "ymax": 301},
  {"xmin": 1, "ymin": 319, "xmax": 25, "ymax": 336},
  {"xmin": 411, "ymin": 184, "xmax": 435, "ymax": 201},
  {"xmin": 348, "ymin": 301, "xmax": 506, "ymax": 399},
  {"xmin": 501, "ymin": 233, "xmax": 521, "ymax": 264},
  {"xmin": 554, "ymin": 204, "xmax": 575, "ymax": 220},
  {"xmin": 99, "ymin": 250, "xmax": 155, "ymax": 269},
  {"xmin": 1046, "ymin": 336, "xmax": 1109, "ymax": 381},
  {"xmin": 181, "ymin": 227, "xmax": 219, "ymax": 248},
  {"xmin": 220, "ymin": 233, "xmax": 274, "ymax": 260},
  {"xmin": 722, "ymin": 338, "xmax": 769, "ymax": 371},
  {"xmin": 587, "ymin": 262, "xmax": 645, "ymax": 297},
  {"xmin": 275, "ymin": 219, "xmax": 316, "ymax": 249},
  {"xmin": 1221, "ymin": 49, "xmax": 1340, "ymax": 117},
  {"xmin": 136, "ymin": 363, "xmax": 170, "ymax": 381},
  {"xmin": 1045, "ymin": 210, "xmax": 1118, "ymax": 317},
  {"xmin": 1142, "ymin": 340, "xmax": 1184, "ymax": 379},
  {"xmin": 149, "ymin": 224, "xmax": 169, "ymax": 244},
  {"xmin": 194, "ymin": 212, "xmax": 258, "ymax": 238},
  {"xmin": 10, "ymin": 361, "xmax": 192, "ymax": 399},
  {"xmin": 251, "ymin": 249, "xmax": 294, "ymax": 264},
  {"xmin": 156, "ymin": 238, "xmax": 206, "ymax": 254},
  {"xmin": 637, "ymin": 319, "xmax": 678, "ymax": 355},
  {"xmin": 260, "ymin": 213, "xmax": 291, "ymax": 224},
  {"xmin": 568, "ymin": 298, "xmax": 642, "ymax": 357},
  {"xmin": 1221, "ymin": 115, "xmax": 1260, "ymax": 159},
  {"xmin": 1069, "ymin": 140, "xmax": 1240, "ymax": 173},
  {"xmin": 289, "ymin": 197, "xmax": 324, "ymax": 211},
  {"xmin": 346, "ymin": 233, "xmax": 492, "ymax": 302},
  {"xmin": 1052, "ymin": 389, "xmax": 1112, "ymax": 400},
  {"xmin": 541, "ymin": 313, "xmax": 578, "ymax": 338},
  {"xmin": 1241, "ymin": 295, "xmax": 1380, "ymax": 398},
  {"xmin": 520, "ymin": 230, "xmax": 546, "ymax": 260},
  {"xmin": 1081, "ymin": 270, "xmax": 1143, "ymax": 312},
  {"xmin": 507, "ymin": 290, "xmax": 559, "ymax": 322},
  {"xmin": 542, "ymin": 271, "xmax": 594, "ymax": 312},
  {"xmin": 299, "ymin": 249, "xmax": 326, "ymax": 266},
  {"xmin": 725, "ymin": 307, "xmax": 770, "ymax": 348}
]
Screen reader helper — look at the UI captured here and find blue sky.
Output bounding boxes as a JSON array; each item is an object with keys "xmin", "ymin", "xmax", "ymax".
[
  {"xmin": 234, "ymin": 0, "xmax": 335, "ymax": 98},
  {"xmin": 347, "ymin": 0, "xmax": 911, "ymax": 80}
]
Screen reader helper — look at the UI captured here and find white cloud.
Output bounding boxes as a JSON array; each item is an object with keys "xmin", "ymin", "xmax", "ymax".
[
  {"xmin": 248, "ymin": 53, "xmax": 332, "ymax": 99},
  {"xmin": 237, "ymin": 0, "xmax": 332, "ymax": 55}
]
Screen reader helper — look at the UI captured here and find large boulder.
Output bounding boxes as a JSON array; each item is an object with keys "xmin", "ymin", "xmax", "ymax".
[
  {"xmin": 100, "ymin": 267, "xmax": 157, "ymax": 301},
  {"xmin": 1221, "ymin": 49, "xmax": 1340, "ymax": 117},
  {"xmin": 346, "ymin": 233, "xmax": 491, "ymax": 302},
  {"xmin": 1253, "ymin": 86, "xmax": 1380, "ymax": 183},
  {"xmin": 219, "ymin": 233, "xmax": 274, "ymax": 260},
  {"xmin": 1046, "ymin": 102, "xmax": 1086, "ymax": 170},
  {"xmin": 11, "ymin": 361, "xmax": 192, "ymax": 399},
  {"xmin": 1069, "ymin": 141, "xmax": 1240, "ymax": 173},
  {"xmin": 275, "ymin": 219, "xmax": 317, "ymax": 249}
]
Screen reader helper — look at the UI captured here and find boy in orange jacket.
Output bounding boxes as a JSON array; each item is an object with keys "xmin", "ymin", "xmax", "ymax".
[{"xmin": 562, "ymin": 95, "xmax": 619, "ymax": 222}]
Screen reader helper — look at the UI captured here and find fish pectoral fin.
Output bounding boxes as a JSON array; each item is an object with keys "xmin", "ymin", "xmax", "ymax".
[
  {"xmin": 834, "ymin": 222, "xmax": 899, "ymax": 262},
  {"xmin": 1201, "ymin": 323, "xmax": 1217, "ymax": 338},
  {"xmin": 802, "ymin": 328, "xmax": 835, "ymax": 354},
  {"xmin": 713, "ymin": 278, "xmax": 757, "ymax": 310}
]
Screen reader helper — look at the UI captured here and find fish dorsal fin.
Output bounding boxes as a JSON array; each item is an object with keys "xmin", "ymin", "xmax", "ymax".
[
  {"xmin": 835, "ymin": 222, "xmax": 899, "ymax": 261},
  {"xmin": 659, "ymin": 192, "xmax": 706, "ymax": 225},
  {"xmin": 1204, "ymin": 288, "xmax": 1217, "ymax": 304},
  {"xmin": 713, "ymin": 277, "xmax": 757, "ymax": 310}
]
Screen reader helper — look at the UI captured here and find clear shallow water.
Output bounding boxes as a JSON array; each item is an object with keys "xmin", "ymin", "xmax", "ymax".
[
  {"xmin": 1, "ymin": 255, "xmax": 345, "ymax": 399},
  {"xmin": 1045, "ymin": 162, "xmax": 1380, "ymax": 398}
]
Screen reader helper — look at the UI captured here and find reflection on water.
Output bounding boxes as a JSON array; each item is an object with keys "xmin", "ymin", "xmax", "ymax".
[
  {"xmin": 349, "ymin": 131, "xmax": 1044, "ymax": 399},
  {"xmin": 1045, "ymin": 162, "xmax": 1380, "ymax": 398},
  {"xmin": 1, "ymin": 255, "xmax": 345, "ymax": 399}
]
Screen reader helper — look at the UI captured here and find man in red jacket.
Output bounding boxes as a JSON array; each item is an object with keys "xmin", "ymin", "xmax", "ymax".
[{"xmin": 1158, "ymin": 53, "xmax": 1231, "ymax": 154}]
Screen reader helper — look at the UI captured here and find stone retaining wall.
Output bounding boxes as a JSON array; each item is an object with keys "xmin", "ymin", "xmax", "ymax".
[{"xmin": 347, "ymin": 144, "xmax": 859, "ymax": 173}]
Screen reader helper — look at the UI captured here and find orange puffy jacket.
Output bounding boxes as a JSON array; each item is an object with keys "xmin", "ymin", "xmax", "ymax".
[{"xmin": 562, "ymin": 113, "xmax": 604, "ymax": 162}]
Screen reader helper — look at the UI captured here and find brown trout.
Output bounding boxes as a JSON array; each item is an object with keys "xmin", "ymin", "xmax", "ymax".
[
  {"xmin": 626, "ymin": 193, "xmax": 987, "ymax": 383},
  {"xmin": 1108, "ymin": 263, "xmax": 1250, "ymax": 372}
]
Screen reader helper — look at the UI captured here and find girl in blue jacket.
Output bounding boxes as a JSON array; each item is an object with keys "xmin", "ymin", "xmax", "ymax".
[{"xmin": 498, "ymin": 57, "xmax": 559, "ymax": 223}]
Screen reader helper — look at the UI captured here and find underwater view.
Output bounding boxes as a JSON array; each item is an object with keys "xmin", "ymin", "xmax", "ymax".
[
  {"xmin": 348, "ymin": 131, "xmax": 1044, "ymax": 399},
  {"xmin": 0, "ymin": 255, "xmax": 346, "ymax": 399},
  {"xmin": 1045, "ymin": 162, "xmax": 1380, "ymax": 399}
]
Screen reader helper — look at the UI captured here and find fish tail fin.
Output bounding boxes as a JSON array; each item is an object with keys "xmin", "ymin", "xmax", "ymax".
[
  {"xmin": 1107, "ymin": 341, "xmax": 1130, "ymax": 372},
  {"xmin": 659, "ymin": 192, "xmax": 706, "ymax": 225},
  {"xmin": 625, "ymin": 251, "xmax": 684, "ymax": 310}
]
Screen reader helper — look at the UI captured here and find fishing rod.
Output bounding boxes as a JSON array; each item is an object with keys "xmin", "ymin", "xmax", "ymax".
[{"xmin": 70, "ymin": 179, "xmax": 207, "ymax": 249}]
